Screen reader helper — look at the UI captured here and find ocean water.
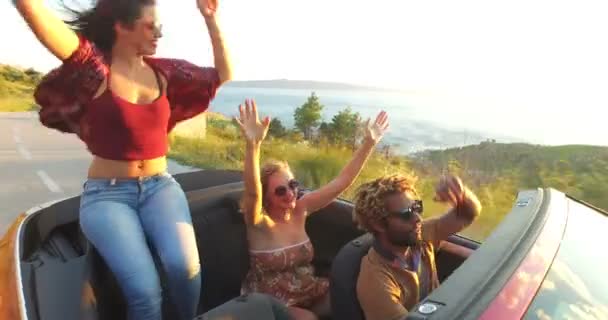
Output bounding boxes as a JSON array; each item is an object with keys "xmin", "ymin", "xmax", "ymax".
[{"xmin": 205, "ymin": 86, "xmax": 602, "ymax": 154}]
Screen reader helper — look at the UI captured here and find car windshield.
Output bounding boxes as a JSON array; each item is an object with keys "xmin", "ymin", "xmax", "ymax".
[{"xmin": 523, "ymin": 200, "xmax": 608, "ymax": 320}]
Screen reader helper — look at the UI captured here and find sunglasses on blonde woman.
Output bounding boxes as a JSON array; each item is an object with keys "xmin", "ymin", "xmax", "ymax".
[{"xmin": 274, "ymin": 179, "xmax": 299, "ymax": 197}]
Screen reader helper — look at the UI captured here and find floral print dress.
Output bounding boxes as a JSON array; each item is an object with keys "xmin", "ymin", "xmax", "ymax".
[{"xmin": 241, "ymin": 239, "xmax": 329, "ymax": 307}]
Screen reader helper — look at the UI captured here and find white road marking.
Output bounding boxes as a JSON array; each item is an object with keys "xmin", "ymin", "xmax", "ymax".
[
  {"xmin": 16, "ymin": 145, "xmax": 32, "ymax": 160},
  {"xmin": 13, "ymin": 126, "xmax": 31, "ymax": 159},
  {"xmin": 36, "ymin": 170, "xmax": 63, "ymax": 193}
]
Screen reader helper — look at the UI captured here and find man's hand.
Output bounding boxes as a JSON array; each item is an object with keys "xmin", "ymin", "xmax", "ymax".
[
  {"xmin": 423, "ymin": 175, "xmax": 482, "ymax": 242},
  {"xmin": 433, "ymin": 174, "xmax": 466, "ymax": 207}
]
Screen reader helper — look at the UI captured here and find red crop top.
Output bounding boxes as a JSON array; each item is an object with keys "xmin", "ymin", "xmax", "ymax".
[
  {"xmin": 33, "ymin": 35, "xmax": 220, "ymax": 160},
  {"xmin": 83, "ymin": 70, "xmax": 171, "ymax": 160}
]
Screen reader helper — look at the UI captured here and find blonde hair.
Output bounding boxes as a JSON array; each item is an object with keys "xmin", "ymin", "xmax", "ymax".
[
  {"xmin": 260, "ymin": 159, "xmax": 292, "ymax": 207},
  {"xmin": 352, "ymin": 174, "xmax": 419, "ymax": 232},
  {"xmin": 239, "ymin": 160, "xmax": 292, "ymax": 214}
]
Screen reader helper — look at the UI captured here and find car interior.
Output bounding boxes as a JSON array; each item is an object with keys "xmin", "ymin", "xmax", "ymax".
[{"xmin": 17, "ymin": 170, "xmax": 482, "ymax": 320}]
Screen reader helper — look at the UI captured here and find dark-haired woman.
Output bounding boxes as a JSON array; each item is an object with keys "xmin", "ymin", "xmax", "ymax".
[{"xmin": 13, "ymin": 0, "xmax": 232, "ymax": 319}]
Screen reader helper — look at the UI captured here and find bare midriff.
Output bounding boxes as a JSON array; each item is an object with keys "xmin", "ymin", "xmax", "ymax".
[{"xmin": 87, "ymin": 155, "xmax": 168, "ymax": 179}]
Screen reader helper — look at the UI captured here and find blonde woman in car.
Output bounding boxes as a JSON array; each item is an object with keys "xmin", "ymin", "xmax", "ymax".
[{"xmin": 235, "ymin": 98, "xmax": 389, "ymax": 319}]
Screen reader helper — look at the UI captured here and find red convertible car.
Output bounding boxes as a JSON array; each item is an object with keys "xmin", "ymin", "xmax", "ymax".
[{"xmin": 1, "ymin": 169, "xmax": 606, "ymax": 319}]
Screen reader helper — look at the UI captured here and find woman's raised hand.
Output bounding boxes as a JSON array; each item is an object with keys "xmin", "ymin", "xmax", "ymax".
[
  {"xmin": 234, "ymin": 99, "xmax": 270, "ymax": 144},
  {"xmin": 364, "ymin": 110, "xmax": 389, "ymax": 143}
]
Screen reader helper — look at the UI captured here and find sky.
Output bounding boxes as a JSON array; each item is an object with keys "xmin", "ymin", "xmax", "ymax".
[{"xmin": 2, "ymin": 0, "xmax": 607, "ymax": 145}]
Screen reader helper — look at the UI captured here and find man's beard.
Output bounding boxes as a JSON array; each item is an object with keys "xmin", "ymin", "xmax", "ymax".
[{"xmin": 387, "ymin": 228, "xmax": 422, "ymax": 247}]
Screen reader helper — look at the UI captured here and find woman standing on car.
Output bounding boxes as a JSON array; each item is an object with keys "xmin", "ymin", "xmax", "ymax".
[
  {"xmin": 235, "ymin": 99, "xmax": 389, "ymax": 319},
  {"xmin": 12, "ymin": 0, "xmax": 232, "ymax": 319}
]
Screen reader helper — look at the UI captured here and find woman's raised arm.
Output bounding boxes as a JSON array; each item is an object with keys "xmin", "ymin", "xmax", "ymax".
[
  {"xmin": 297, "ymin": 111, "xmax": 390, "ymax": 214},
  {"xmin": 13, "ymin": 0, "xmax": 80, "ymax": 61},
  {"xmin": 235, "ymin": 99, "xmax": 271, "ymax": 226}
]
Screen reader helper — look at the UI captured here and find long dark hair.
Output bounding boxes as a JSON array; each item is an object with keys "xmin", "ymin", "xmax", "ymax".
[{"xmin": 59, "ymin": 0, "xmax": 155, "ymax": 53}]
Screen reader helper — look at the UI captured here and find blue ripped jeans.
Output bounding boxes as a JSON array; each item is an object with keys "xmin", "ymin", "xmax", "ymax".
[{"xmin": 79, "ymin": 172, "xmax": 201, "ymax": 320}]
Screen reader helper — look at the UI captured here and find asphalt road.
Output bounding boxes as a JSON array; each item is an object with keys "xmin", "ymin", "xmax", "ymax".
[{"xmin": 0, "ymin": 112, "xmax": 199, "ymax": 236}]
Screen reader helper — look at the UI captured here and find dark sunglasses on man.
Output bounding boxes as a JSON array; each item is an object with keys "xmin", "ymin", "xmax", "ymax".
[
  {"xmin": 274, "ymin": 179, "xmax": 300, "ymax": 197},
  {"xmin": 387, "ymin": 200, "xmax": 424, "ymax": 221}
]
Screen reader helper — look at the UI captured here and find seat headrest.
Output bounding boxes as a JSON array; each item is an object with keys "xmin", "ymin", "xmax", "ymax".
[
  {"xmin": 186, "ymin": 181, "xmax": 244, "ymax": 212},
  {"xmin": 186, "ymin": 182, "xmax": 251, "ymax": 312},
  {"xmin": 330, "ymin": 233, "xmax": 374, "ymax": 320}
]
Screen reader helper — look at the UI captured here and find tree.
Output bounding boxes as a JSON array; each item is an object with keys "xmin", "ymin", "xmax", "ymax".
[
  {"xmin": 24, "ymin": 68, "xmax": 42, "ymax": 85},
  {"xmin": 318, "ymin": 122, "xmax": 333, "ymax": 142},
  {"xmin": 24, "ymin": 68, "xmax": 40, "ymax": 77},
  {"xmin": 329, "ymin": 106, "xmax": 361, "ymax": 148},
  {"xmin": 268, "ymin": 118, "xmax": 287, "ymax": 138},
  {"xmin": 294, "ymin": 92, "xmax": 324, "ymax": 140}
]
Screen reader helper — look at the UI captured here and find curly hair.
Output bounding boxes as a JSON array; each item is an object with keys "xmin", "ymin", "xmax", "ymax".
[{"xmin": 353, "ymin": 174, "xmax": 419, "ymax": 232}]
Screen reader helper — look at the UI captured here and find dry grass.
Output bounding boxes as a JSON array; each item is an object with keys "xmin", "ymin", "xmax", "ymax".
[{"xmin": 168, "ymin": 115, "xmax": 508, "ymax": 241}]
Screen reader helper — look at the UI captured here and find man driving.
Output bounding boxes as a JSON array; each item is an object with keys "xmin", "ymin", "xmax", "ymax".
[{"xmin": 353, "ymin": 174, "xmax": 482, "ymax": 320}]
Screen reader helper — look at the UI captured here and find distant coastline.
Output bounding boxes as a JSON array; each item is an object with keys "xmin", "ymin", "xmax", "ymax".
[{"xmin": 225, "ymin": 79, "xmax": 398, "ymax": 93}]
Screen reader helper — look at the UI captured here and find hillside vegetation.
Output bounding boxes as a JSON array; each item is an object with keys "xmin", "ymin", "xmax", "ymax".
[
  {"xmin": 412, "ymin": 142, "xmax": 608, "ymax": 210},
  {"xmin": 0, "ymin": 65, "xmax": 41, "ymax": 112},
  {"xmin": 169, "ymin": 112, "xmax": 608, "ymax": 241}
]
